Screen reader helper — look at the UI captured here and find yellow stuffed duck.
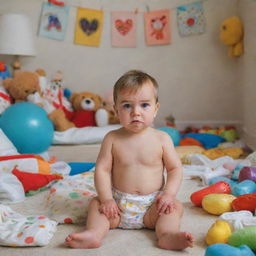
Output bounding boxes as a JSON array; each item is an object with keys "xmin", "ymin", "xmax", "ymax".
[{"xmin": 220, "ymin": 16, "xmax": 244, "ymax": 57}]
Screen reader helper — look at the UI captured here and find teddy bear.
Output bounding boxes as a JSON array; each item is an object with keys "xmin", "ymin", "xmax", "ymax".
[
  {"xmin": 3, "ymin": 70, "xmax": 75, "ymax": 132},
  {"xmin": 43, "ymin": 70, "xmax": 74, "ymax": 120},
  {"xmin": 70, "ymin": 91, "xmax": 117, "ymax": 128},
  {"xmin": 220, "ymin": 16, "xmax": 243, "ymax": 57}
]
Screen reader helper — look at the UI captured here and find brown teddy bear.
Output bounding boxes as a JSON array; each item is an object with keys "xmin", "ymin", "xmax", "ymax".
[
  {"xmin": 3, "ymin": 70, "xmax": 75, "ymax": 132},
  {"xmin": 70, "ymin": 91, "xmax": 118, "ymax": 127}
]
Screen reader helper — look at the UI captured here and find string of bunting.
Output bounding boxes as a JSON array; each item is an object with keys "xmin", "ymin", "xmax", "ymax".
[{"xmin": 38, "ymin": 0, "xmax": 207, "ymax": 47}]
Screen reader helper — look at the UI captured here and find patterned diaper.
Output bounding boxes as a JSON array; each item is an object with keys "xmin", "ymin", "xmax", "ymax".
[{"xmin": 113, "ymin": 188, "xmax": 159, "ymax": 229}]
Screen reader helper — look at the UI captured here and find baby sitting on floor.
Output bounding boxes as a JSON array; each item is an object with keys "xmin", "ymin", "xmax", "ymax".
[{"xmin": 65, "ymin": 70, "xmax": 194, "ymax": 251}]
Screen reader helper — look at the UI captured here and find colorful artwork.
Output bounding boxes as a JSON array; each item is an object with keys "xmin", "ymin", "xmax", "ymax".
[
  {"xmin": 38, "ymin": 2, "xmax": 69, "ymax": 41},
  {"xmin": 111, "ymin": 11, "xmax": 137, "ymax": 47},
  {"xmin": 144, "ymin": 9, "xmax": 171, "ymax": 46},
  {"xmin": 177, "ymin": 2, "xmax": 206, "ymax": 37},
  {"xmin": 74, "ymin": 8, "xmax": 103, "ymax": 47}
]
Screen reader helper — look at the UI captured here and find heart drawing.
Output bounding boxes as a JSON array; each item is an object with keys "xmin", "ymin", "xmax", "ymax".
[
  {"xmin": 80, "ymin": 18, "xmax": 99, "ymax": 36},
  {"xmin": 115, "ymin": 19, "xmax": 133, "ymax": 36}
]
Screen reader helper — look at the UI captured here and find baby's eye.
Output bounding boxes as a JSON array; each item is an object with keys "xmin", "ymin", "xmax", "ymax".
[
  {"xmin": 141, "ymin": 103, "xmax": 150, "ymax": 108},
  {"xmin": 122, "ymin": 103, "xmax": 131, "ymax": 109}
]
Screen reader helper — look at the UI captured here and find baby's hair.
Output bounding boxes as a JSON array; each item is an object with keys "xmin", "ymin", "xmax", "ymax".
[{"xmin": 113, "ymin": 70, "xmax": 159, "ymax": 103}]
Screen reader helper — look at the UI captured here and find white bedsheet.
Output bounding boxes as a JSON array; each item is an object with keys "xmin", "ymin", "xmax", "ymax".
[{"xmin": 53, "ymin": 125, "xmax": 121, "ymax": 144}]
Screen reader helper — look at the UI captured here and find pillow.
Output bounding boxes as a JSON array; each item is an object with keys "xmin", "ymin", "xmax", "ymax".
[{"xmin": 12, "ymin": 168, "xmax": 63, "ymax": 193}]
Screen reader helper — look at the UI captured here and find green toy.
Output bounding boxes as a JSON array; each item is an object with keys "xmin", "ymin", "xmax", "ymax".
[{"xmin": 228, "ymin": 226, "xmax": 256, "ymax": 251}]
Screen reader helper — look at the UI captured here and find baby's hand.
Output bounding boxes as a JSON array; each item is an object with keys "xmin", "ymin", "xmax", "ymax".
[
  {"xmin": 156, "ymin": 192, "xmax": 176, "ymax": 216},
  {"xmin": 99, "ymin": 199, "xmax": 121, "ymax": 219}
]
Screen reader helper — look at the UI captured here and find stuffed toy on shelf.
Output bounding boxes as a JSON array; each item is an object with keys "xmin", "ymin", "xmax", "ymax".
[
  {"xmin": 220, "ymin": 16, "xmax": 244, "ymax": 57},
  {"xmin": 3, "ymin": 70, "xmax": 75, "ymax": 131},
  {"xmin": 70, "ymin": 91, "xmax": 119, "ymax": 128}
]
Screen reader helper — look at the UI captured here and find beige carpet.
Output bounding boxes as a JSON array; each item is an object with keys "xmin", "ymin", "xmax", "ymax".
[{"xmin": 1, "ymin": 145, "xmax": 219, "ymax": 256}]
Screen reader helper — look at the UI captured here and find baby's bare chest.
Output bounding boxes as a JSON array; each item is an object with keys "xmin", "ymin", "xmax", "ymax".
[{"xmin": 113, "ymin": 139, "xmax": 163, "ymax": 166}]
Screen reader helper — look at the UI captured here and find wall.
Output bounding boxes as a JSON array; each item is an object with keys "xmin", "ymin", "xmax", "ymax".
[
  {"xmin": 238, "ymin": 0, "xmax": 256, "ymax": 149},
  {"xmin": 0, "ymin": 0, "xmax": 241, "ymax": 127}
]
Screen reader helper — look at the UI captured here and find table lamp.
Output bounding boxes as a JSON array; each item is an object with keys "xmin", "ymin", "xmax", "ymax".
[{"xmin": 0, "ymin": 13, "xmax": 36, "ymax": 72}]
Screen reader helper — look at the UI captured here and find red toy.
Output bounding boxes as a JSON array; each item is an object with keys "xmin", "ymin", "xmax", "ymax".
[
  {"xmin": 232, "ymin": 193, "xmax": 256, "ymax": 212},
  {"xmin": 190, "ymin": 181, "xmax": 231, "ymax": 207},
  {"xmin": 12, "ymin": 167, "xmax": 63, "ymax": 192}
]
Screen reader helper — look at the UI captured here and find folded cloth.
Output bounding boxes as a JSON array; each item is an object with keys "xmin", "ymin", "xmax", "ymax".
[
  {"xmin": 0, "ymin": 205, "xmax": 57, "ymax": 247},
  {"xmin": 220, "ymin": 210, "xmax": 256, "ymax": 231},
  {"xmin": 0, "ymin": 173, "xmax": 25, "ymax": 204}
]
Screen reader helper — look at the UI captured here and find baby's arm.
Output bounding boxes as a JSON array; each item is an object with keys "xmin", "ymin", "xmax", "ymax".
[
  {"xmin": 95, "ymin": 132, "xmax": 120, "ymax": 219},
  {"xmin": 157, "ymin": 132, "xmax": 183, "ymax": 215}
]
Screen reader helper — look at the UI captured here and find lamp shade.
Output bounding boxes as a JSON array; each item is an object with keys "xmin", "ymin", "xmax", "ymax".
[{"xmin": 0, "ymin": 13, "xmax": 36, "ymax": 56}]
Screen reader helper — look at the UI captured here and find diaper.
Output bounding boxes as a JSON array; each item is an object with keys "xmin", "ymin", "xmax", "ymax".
[{"xmin": 113, "ymin": 188, "xmax": 159, "ymax": 229}]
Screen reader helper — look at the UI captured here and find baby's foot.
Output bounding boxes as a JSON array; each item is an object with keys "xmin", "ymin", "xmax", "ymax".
[
  {"xmin": 158, "ymin": 232, "xmax": 194, "ymax": 250},
  {"xmin": 65, "ymin": 230, "xmax": 101, "ymax": 249}
]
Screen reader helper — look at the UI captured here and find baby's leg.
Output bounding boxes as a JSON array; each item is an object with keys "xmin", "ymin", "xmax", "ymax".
[
  {"xmin": 65, "ymin": 197, "xmax": 120, "ymax": 249},
  {"xmin": 143, "ymin": 199, "xmax": 194, "ymax": 250}
]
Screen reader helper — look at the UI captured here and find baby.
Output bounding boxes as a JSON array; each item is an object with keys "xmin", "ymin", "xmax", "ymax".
[{"xmin": 65, "ymin": 70, "xmax": 194, "ymax": 250}]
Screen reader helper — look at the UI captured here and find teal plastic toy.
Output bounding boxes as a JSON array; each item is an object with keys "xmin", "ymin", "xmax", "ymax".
[
  {"xmin": 232, "ymin": 180, "xmax": 256, "ymax": 196},
  {"xmin": 205, "ymin": 243, "xmax": 255, "ymax": 256},
  {"xmin": 157, "ymin": 126, "xmax": 180, "ymax": 146}
]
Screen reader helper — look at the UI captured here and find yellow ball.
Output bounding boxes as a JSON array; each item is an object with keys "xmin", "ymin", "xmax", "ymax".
[
  {"xmin": 202, "ymin": 193, "xmax": 236, "ymax": 215},
  {"xmin": 206, "ymin": 220, "xmax": 232, "ymax": 245}
]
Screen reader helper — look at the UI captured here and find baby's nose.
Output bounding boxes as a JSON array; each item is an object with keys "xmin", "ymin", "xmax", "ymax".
[{"xmin": 132, "ymin": 106, "xmax": 140, "ymax": 115}]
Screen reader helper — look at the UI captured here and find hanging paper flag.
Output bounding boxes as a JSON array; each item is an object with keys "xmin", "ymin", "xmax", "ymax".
[
  {"xmin": 177, "ymin": 2, "xmax": 206, "ymax": 37},
  {"xmin": 74, "ymin": 8, "xmax": 103, "ymax": 47},
  {"xmin": 38, "ymin": 2, "xmax": 69, "ymax": 41},
  {"xmin": 144, "ymin": 9, "xmax": 171, "ymax": 46},
  {"xmin": 111, "ymin": 11, "xmax": 137, "ymax": 47}
]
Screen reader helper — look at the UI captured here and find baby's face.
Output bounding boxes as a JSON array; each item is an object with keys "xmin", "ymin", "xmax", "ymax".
[{"xmin": 114, "ymin": 81, "xmax": 159, "ymax": 133}]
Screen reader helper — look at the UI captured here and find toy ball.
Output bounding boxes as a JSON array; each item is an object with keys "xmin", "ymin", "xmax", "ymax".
[
  {"xmin": 157, "ymin": 126, "xmax": 180, "ymax": 146},
  {"xmin": 0, "ymin": 102, "xmax": 54, "ymax": 154}
]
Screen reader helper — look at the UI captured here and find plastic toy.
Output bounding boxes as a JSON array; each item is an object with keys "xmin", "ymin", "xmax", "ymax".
[
  {"xmin": 228, "ymin": 226, "xmax": 256, "ymax": 251},
  {"xmin": 0, "ymin": 102, "xmax": 54, "ymax": 154},
  {"xmin": 12, "ymin": 167, "xmax": 62, "ymax": 192},
  {"xmin": 157, "ymin": 127, "xmax": 180, "ymax": 146},
  {"xmin": 220, "ymin": 16, "xmax": 244, "ymax": 57},
  {"xmin": 205, "ymin": 220, "xmax": 232, "ymax": 245},
  {"xmin": 209, "ymin": 176, "xmax": 237, "ymax": 189},
  {"xmin": 205, "ymin": 243, "xmax": 255, "ymax": 256},
  {"xmin": 190, "ymin": 181, "xmax": 231, "ymax": 207},
  {"xmin": 232, "ymin": 180, "xmax": 256, "ymax": 196},
  {"xmin": 231, "ymin": 164, "xmax": 245, "ymax": 180},
  {"xmin": 182, "ymin": 133, "xmax": 225, "ymax": 149},
  {"xmin": 68, "ymin": 162, "xmax": 96, "ymax": 176},
  {"xmin": 239, "ymin": 166, "xmax": 256, "ymax": 182},
  {"xmin": 202, "ymin": 193, "xmax": 236, "ymax": 215},
  {"xmin": 232, "ymin": 193, "xmax": 256, "ymax": 212}
]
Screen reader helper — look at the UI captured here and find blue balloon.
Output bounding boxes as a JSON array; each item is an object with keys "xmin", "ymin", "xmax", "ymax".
[
  {"xmin": 0, "ymin": 102, "xmax": 54, "ymax": 154},
  {"xmin": 157, "ymin": 126, "xmax": 181, "ymax": 146}
]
